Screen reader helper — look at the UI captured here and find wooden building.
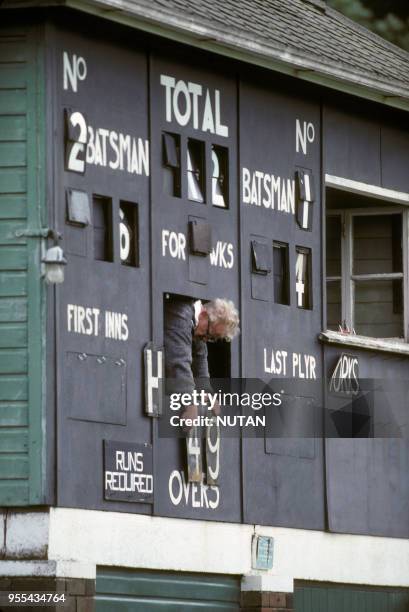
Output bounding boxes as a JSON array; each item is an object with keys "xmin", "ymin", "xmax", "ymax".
[{"xmin": 1, "ymin": 0, "xmax": 409, "ymax": 609}]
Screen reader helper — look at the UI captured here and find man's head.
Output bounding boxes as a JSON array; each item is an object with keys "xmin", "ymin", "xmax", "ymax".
[{"xmin": 195, "ymin": 298, "xmax": 240, "ymax": 342}]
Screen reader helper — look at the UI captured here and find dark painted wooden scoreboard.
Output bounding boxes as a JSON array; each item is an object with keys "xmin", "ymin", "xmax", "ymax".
[{"xmin": 46, "ymin": 12, "xmax": 409, "ymax": 537}]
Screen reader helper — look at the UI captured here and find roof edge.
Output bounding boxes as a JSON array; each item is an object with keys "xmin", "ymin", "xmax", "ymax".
[
  {"xmin": 71, "ymin": 0, "xmax": 409, "ymax": 112},
  {"xmin": 3, "ymin": 0, "xmax": 409, "ymax": 113}
]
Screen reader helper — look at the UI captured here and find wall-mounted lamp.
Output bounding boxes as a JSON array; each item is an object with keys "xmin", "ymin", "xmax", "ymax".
[
  {"xmin": 42, "ymin": 231, "xmax": 67, "ymax": 284},
  {"xmin": 14, "ymin": 226, "xmax": 67, "ymax": 284}
]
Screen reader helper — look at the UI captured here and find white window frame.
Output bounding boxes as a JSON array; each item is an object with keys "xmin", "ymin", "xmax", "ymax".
[{"xmin": 325, "ymin": 175, "xmax": 409, "ymax": 343}]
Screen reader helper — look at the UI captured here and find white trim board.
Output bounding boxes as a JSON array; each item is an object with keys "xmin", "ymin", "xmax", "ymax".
[
  {"xmin": 325, "ymin": 175, "xmax": 409, "ymax": 205},
  {"xmin": 320, "ymin": 330, "xmax": 409, "ymax": 355}
]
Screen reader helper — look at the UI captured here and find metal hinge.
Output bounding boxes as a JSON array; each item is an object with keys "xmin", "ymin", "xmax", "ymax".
[{"xmin": 15, "ymin": 228, "xmax": 61, "ymax": 240}]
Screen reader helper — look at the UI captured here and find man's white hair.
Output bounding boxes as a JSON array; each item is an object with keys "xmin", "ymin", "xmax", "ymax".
[{"xmin": 204, "ymin": 298, "xmax": 240, "ymax": 341}]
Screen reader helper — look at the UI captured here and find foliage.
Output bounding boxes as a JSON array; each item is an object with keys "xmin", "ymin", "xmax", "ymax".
[{"xmin": 327, "ymin": 0, "xmax": 409, "ymax": 51}]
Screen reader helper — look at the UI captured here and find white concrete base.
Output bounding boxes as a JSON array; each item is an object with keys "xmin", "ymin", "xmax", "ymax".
[
  {"xmin": 242, "ymin": 574, "xmax": 294, "ymax": 593},
  {"xmin": 2, "ymin": 507, "xmax": 409, "ymax": 591},
  {"xmin": 5, "ymin": 512, "xmax": 49, "ymax": 559},
  {"xmin": 0, "ymin": 560, "xmax": 95, "ymax": 579},
  {"xmin": 0, "ymin": 561, "xmax": 57, "ymax": 577}
]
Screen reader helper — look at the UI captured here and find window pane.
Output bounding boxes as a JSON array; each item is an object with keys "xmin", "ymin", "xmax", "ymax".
[
  {"xmin": 162, "ymin": 132, "xmax": 181, "ymax": 197},
  {"xmin": 273, "ymin": 242, "xmax": 289, "ymax": 305},
  {"xmin": 353, "ymin": 214, "xmax": 402, "ymax": 275},
  {"xmin": 354, "ymin": 279, "xmax": 403, "ymax": 338},
  {"xmin": 326, "ymin": 216, "xmax": 342, "ymax": 277},
  {"xmin": 187, "ymin": 139, "xmax": 205, "ymax": 202},
  {"xmin": 326, "ymin": 280, "xmax": 341, "ymax": 330},
  {"xmin": 93, "ymin": 195, "xmax": 113, "ymax": 262},
  {"xmin": 212, "ymin": 145, "xmax": 228, "ymax": 208}
]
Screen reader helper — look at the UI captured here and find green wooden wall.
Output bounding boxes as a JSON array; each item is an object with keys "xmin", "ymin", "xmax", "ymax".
[
  {"xmin": 0, "ymin": 20, "xmax": 46, "ymax": 505},
  {"xmin": 295, "ymin": 584, "xmax": 409, "ymax": 612},
  {"xmin": 96, "ymin": 568, "xmax": 241, "ymax": 611}
]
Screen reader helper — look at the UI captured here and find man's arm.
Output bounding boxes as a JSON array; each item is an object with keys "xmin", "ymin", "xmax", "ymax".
[
  {"xmin": 192, "ymin": 338, "xmax": 213, "ymax": 394},
  {"xmin": 164, "ymin": 300, "xmax": 195, "ymax": 395}
]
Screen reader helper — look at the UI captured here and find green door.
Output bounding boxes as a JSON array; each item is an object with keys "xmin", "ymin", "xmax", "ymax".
[
  {"xmin": 295, "ymin": 584, "xmax": 409, "ymax": 612},
  {"xmin": 96, "ymin": 568, "xmax": 240, "ymax": 611}
]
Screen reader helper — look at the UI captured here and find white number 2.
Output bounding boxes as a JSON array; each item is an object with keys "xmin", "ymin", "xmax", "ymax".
[{"xmin": 66, "ymin": 111, "xmax": 87, "ymax": 173}]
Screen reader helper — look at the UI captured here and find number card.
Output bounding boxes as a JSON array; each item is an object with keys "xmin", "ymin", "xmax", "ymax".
[
  {"xmin": 186, "ymin": 426, "xmax": 202, "ymax": 483},
  {"xmin": 206, "ymin": 417, "xmax": 220, "ymax": 485},
  {"xmin": 65, "ymin": 108, "xmax": 88, "ymax": 174}
]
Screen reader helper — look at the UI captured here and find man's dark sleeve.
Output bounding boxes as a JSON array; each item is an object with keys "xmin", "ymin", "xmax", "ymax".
[
  {"xmin": 192, "ymin": 338, "xmax": 213, "ymax": 393},
  {"xmin": 164, "ymin": 300, "xmax": 195, "ymax": 395}
]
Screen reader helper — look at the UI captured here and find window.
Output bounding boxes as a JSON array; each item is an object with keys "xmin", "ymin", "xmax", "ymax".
[
  {"xmin": 325, "ymin": 186, "xmax": 408, "ymax": 340},
  {"xmin": 93, "ymin": 195, "xmax": 113, "ymax": 262},
  {"xmin": 326, "ymin": 215, "xmax": 342, "ymax": 329},
  {"xmin": 162, "ymin": 132, "xmax": 181, "ymax": 197},
  {"xmin": 211, "ymin": 145, "xmax": 228, "ymax": 208},
  {"xmin": 273, "ymin": 241, "xmax": 289, "ymax": 305},
  {"xmin": 187, "ymin": 139, "xmax": 205, "ymax": 203}
]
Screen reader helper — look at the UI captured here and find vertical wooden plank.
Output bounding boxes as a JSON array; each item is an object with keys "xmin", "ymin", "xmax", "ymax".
[
  {"xmin": 355, "ymin": 591, "xmax": 367, "ymax": 612},
  {"xmin": 304, "ymin": 588, "xmax": 312, "ymax": 612},
  {"xmin": 310, "ymin": 587, "xmax": 325, "ymax": 612},
  {"xmin": 327, "ymin": 588, "xmax": 342, "ymax": 612},
  {"xmin": 26, "ymin": 24, "xmax": 47, "ymax": 504},
  {"xmin": 376, "ymin": 591, "xmax": 388, "ymax": 612},
  {"xmin": 294, "ymin": 587, "xmax": 304, "ymax": 612},
  {"xmin": 343, "ymin": 589, "xmax": 353, "ymax": 612}
]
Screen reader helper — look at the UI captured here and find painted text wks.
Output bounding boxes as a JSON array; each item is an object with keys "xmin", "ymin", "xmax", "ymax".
[
  {"xmin": 242, "ymin": 168, "xmax": 295, "ymax": 215},
  {"xmin": 329, "ymin": 354, "xmax": 359, "ymax": 396},
  {"xmin": 169, "ymin": 470, "xmax": 219, "ymax": 509},
  {"xmin": 87, "ymin": 125, "xmax": 149, "ymax": 176},
  {"xmin": 264, "ymin": 348, "xmax": 317, "ymax": 379},
  {"xmin": 210, "ymin": 241, "xmax": 234, "ymax": 269},
  {"xmin": 67, "ymin": 304, "xmax": 129, "ymax": 341},
  {"xmin": 63, "ymin": 52, "xmax": 87, "ymax": 92},
  {"xmin": 296, "ymin": 119, "xmax": 315, "ymax": 155},
  {"xmin": 160, "ymin": 75, "xmax": 228, "ymax": 137}
]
